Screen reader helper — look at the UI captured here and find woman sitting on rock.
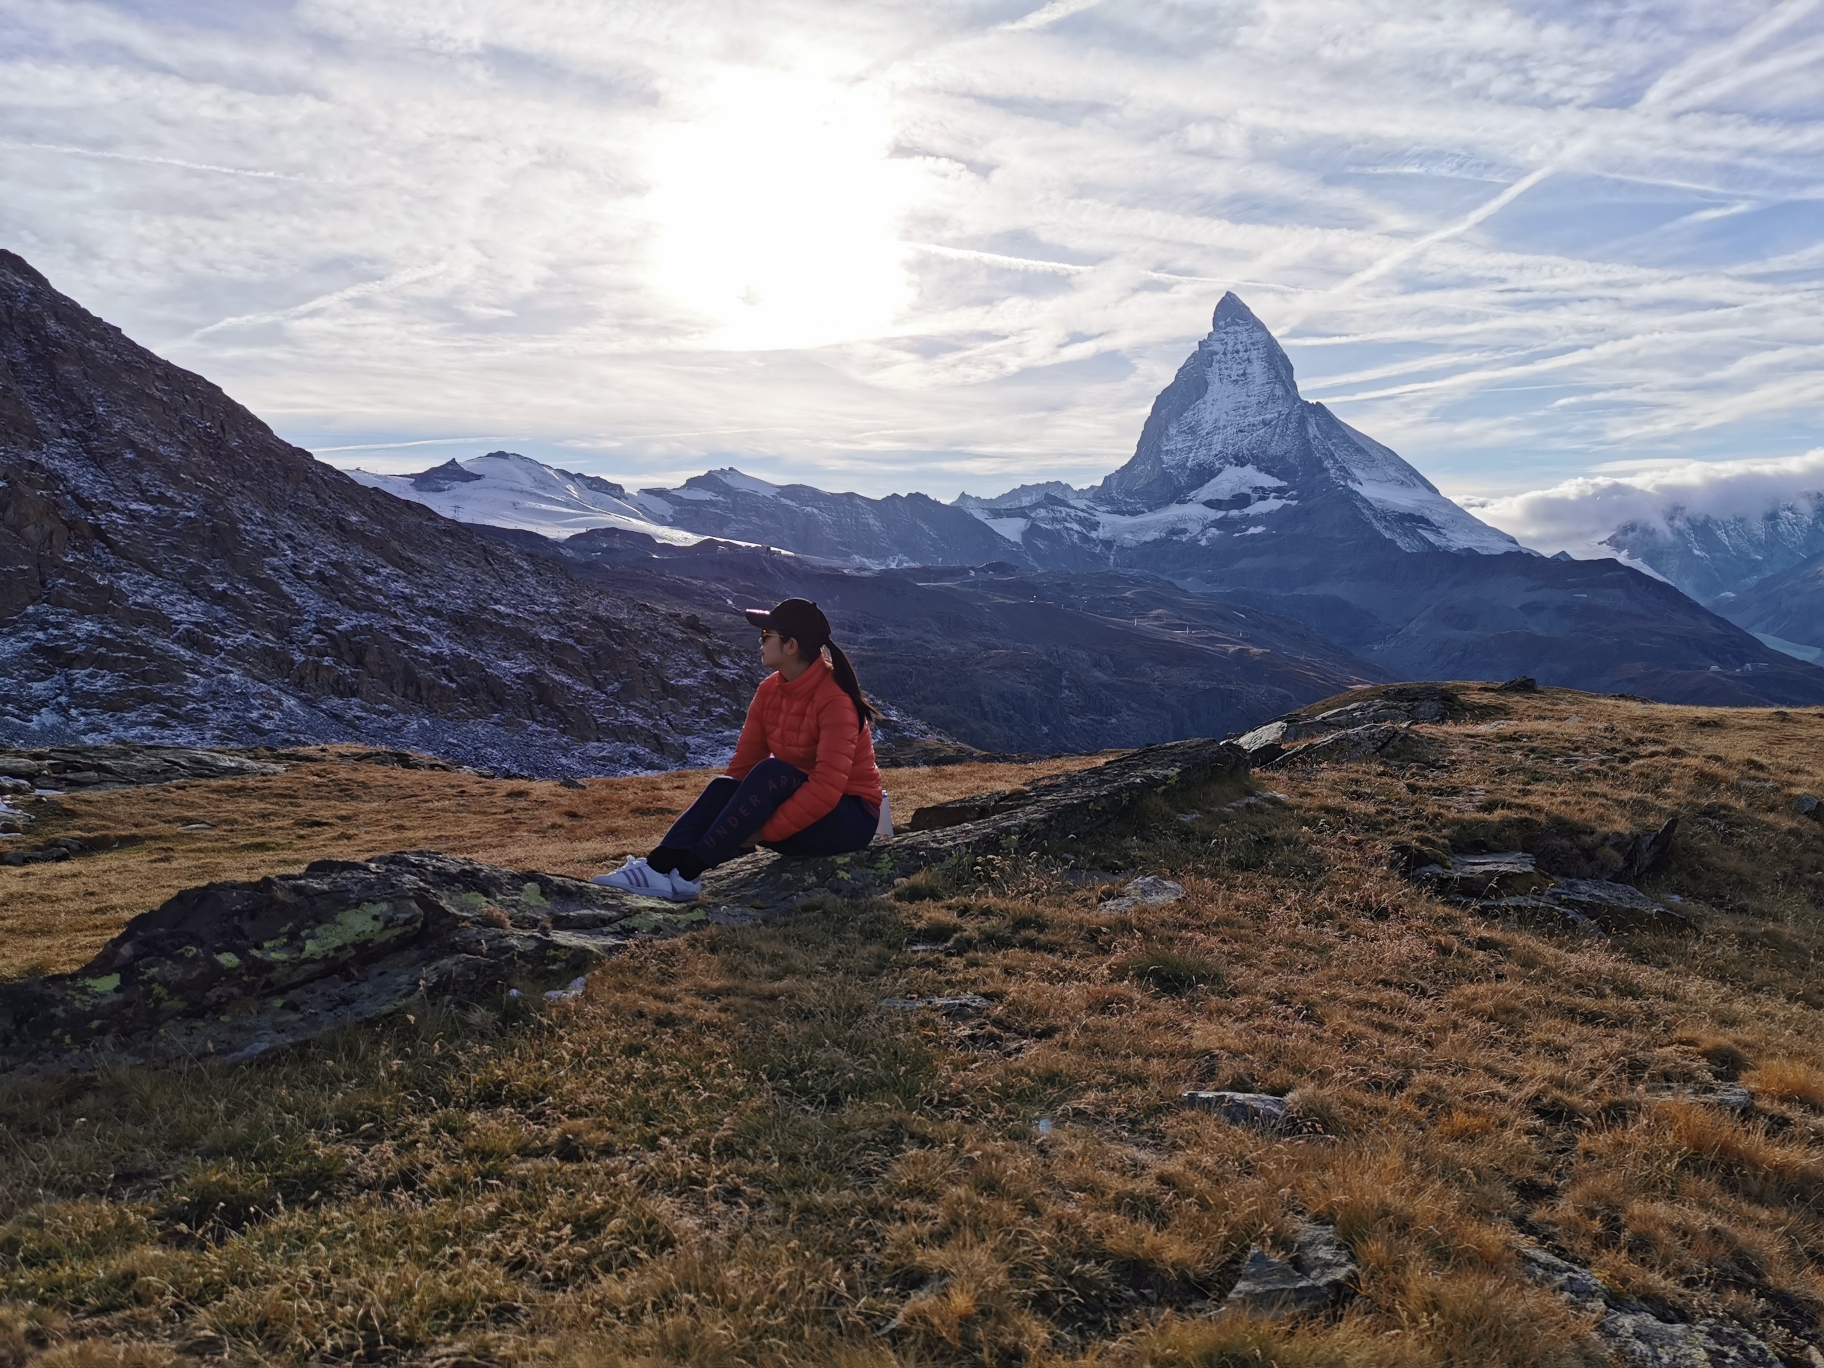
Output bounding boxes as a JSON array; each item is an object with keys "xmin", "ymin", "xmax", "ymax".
[{"xmin": 595, "ymin": 597, "xmax": 887, "ymax": 901}]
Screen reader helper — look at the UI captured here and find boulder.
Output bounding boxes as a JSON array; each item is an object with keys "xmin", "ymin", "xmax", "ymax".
[
  {"xmin": 0, "ymin": 737, "xmax": 1247, "ymax": 1074},
  {"xmin": 1496, "ymin": 676, "xmax": 1539, "ymax": 692},
  {"xmin": 1232, "ymin": 686, "xmax": 1462, "ymax": 768},
  {"xmin": 1182, "ymin": 1091, "xmax": 1289, "ymax": 1128},
  {"xmin": 1796, "ymin": 794, "xmax": 1820, "ymax": 820},
  {"xmin": 1224, "ymin": 1224, "xmax": 1357, "ymax": 1316},
  {"xmin": 1097, "ymin": 875, "xmax": 1185, "ymax": 914}
]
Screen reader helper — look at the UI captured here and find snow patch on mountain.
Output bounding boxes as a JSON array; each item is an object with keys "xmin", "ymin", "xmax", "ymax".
[
  {"xmin": 709, "ymin": 467, "xmax": 782, "ymax": 497},
  {"xmin": 1183, "ymin": 466, "xmax": 1286, "ymax": 504},
  {"xmin": 350, "ymin": 451, "xmax": 705, "ymax": 545}
]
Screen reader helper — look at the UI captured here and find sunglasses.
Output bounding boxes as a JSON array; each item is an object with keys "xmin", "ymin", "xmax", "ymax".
[{"xmin": 759, "ymin": 629, "xmax": 780, "ymax": 641}]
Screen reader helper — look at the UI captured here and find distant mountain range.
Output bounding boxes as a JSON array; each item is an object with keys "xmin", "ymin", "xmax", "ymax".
[
  {"xmin": 366, "ymin": 294, "xmax": 1824, "ymax": 709},
  {"xmin": 1601, "ymin": 503, "xmax": 1824, "ymax": 663},
  {"xmin": 5, "ymin": 247, "xmax": 1821, "ymax": 776}
]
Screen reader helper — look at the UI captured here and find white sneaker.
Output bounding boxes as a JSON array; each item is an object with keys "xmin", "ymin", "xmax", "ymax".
[
  {"xmin": 592, "ymin": 856, "xmax": 702, "ymax": 903},
  {"xmin": 593, "ymin": 856, "xmax": 669, "ymax": 893}
]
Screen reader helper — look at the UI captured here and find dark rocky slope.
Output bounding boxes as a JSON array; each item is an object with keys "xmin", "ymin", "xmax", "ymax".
[
  {"xmin": 495, "ymin": 530, "xmax": 1386, "ymax": 753},
  {"xmin": 1716, "ymin": 546, "xmax": 1824, "ymax": 659},
  {"xmin": 0, "ymin": 251, "xmax": 755, "ymax": 775}
]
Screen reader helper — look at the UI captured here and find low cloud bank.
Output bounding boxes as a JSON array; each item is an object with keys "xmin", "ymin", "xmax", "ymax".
[{"xmin": 1463, "ymin": 450, "xmax": 1824, "ymax": 558}]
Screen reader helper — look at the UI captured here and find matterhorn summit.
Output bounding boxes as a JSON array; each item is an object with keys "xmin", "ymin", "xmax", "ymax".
[{"xmin": 1088, "ymin": 293, "xmax": 1519, "ymax": 557}]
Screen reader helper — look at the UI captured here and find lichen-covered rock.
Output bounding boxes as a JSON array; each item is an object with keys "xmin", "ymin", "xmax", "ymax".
[
  {"xmin": 0, "ymin": 737, "xmax": 1247, "ymax": 1074},
  {"xmin": 0, "ymin": 852, "xmax": 694, "ymax": 1073}
]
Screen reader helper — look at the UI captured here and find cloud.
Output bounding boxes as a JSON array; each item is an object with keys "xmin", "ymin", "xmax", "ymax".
[
  {"xmin": 0, "ymin": 0, "xmax": 1820, "ymax": 500},
  {"xmin": 1464, "ymin": 449, "xmax": 1824, "ymax": 556}
]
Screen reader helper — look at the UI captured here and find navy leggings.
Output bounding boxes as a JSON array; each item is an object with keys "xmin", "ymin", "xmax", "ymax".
[{"xmin": 658, "ymin": 757, "xmax": 878, "ymax": 872}]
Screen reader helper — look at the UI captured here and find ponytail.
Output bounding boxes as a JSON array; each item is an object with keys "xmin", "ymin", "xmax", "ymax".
[{"xmin": 823, "ymin": 640, "xmax": 875, "ymax": 732}]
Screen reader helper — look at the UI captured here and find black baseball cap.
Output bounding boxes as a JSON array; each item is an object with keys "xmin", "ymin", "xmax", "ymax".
[{"xmin": 742, "ymin": 597, "xmax": 830, "ymax": 649}]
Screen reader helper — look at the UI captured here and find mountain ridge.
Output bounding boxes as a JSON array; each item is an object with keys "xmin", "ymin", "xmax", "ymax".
[{"xmin": 0, "ymin": 249, "xmax": 756, "ymax": 776}]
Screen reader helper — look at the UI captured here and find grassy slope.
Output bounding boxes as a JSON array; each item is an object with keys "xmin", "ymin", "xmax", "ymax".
[{"xmin": 3, "ymin": 688, "xmax": 1824, "ymax": 1367}]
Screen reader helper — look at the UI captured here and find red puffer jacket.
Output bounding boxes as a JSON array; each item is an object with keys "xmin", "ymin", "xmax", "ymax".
[{"xmin": 726, "ymin": 658, "xmax": 884, "ymax": 842}]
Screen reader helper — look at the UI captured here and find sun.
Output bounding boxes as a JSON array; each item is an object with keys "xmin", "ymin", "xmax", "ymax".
[{"xmin": 647, "ymin": 69, "xmax": 916, "ymax": 351}]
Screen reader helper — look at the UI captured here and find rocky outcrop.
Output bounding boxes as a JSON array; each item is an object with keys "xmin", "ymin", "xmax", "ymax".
[
  {"xmin": 1232, "ymin": 684, "xmax": 1462, "ymax": 766},
  {"xmin": 1518, "ymin": 1246, "xmax": 1782, "ymax": 1367},
  {"xmin": 0, "ymin": 744, "xmax": 285, "ymax": 792},
  {"xmin": 0, "ymin": 737, "xmax": 1246, "ymax": 1073},
  {"xmin": 1407, "ymin": 851, "xmax": 1694, "ymax": 935}
]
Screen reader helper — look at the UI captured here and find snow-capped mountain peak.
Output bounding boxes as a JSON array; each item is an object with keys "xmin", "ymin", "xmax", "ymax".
[{"xmin": 1080, "ymin": 291, "xmax": 1521, "ymax": 556}]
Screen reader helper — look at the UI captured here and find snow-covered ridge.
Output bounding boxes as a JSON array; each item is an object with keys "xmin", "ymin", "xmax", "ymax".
[{"xmin": 349, "ymin": 451, "xmax": 704, "ymax": 545}]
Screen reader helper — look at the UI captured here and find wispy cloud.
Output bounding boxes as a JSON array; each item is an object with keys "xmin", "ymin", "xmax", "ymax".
[{"xmin": 0, "ymin": 0, "xmax": 1820, "ymax": 501}]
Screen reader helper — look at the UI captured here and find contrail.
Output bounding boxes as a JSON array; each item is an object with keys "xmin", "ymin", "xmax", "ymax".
[
  {"xmin": 0, "ymin": 139, "xmax": 322, "ymax": 182},
  {"xmin": 312, "ymin": 437, "xmax": 491, "ymax": 453},
  {"xmin": 903, "ymin": 241, "xmax": 1094, "ymax": 275},
  {"xmin": 191, "ymin": 264, "xmax": 448, "ymax": 338},
  {"xmin": 1309, "ymin": 0, "xmax": 1824, "ymax": 307},
  {"xmin": 997, "ymin": 0, "xmax": 1100, "ymax": 33}
]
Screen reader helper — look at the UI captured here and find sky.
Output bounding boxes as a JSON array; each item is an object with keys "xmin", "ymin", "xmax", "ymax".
[{"xmin": 3, "ymin": 0, "xmax": 1823, "ymax": 525}]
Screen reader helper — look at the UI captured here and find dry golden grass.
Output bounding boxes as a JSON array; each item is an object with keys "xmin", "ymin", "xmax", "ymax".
[
  {"xmin": 3, "ymin": 687, "xmax": 1824, "ymax": 1365},
  {"xmin": 0, "ymin": 750, "xmax": 1101, "ymax": 982}
]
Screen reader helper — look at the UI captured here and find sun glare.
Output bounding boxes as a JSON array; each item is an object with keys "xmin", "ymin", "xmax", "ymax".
[{"xmin": 647, "ymin": 70, "xmax": 915, "ymax": 351}]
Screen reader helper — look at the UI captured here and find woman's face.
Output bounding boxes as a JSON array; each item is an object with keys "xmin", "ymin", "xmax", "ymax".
[{"xmin": 760, "ymin": 629, "xmax": 797, "ymax": 672}]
